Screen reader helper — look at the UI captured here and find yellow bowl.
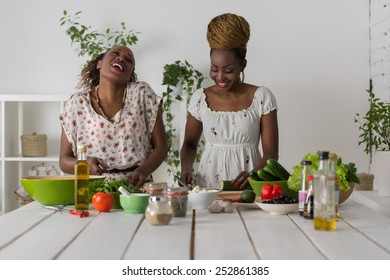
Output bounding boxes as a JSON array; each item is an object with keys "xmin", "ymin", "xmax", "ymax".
[
  {"xmin": 20, "ymin": 175, "xmax": 105, "ymax": 206},
  {"xmin": 248, "ymin": 179, "xmax": 298, "ymax": 200}
]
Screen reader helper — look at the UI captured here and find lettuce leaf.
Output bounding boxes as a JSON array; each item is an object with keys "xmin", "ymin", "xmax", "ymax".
[{"xmin": 287, "ymin": 151, "xmax": 359, "ymax": 191}]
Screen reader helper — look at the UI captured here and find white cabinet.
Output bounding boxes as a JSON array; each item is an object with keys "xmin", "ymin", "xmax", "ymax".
[{"xmin": 0, "ymin": 95, "xmax": 69, "ymax": 214}]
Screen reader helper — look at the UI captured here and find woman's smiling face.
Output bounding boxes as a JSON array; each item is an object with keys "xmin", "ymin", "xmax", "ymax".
[
  {"xmin": 209, "ymin": 49, "xmax": 245, "ymax": 90},
  {"xmin": 97, "ymin": 46, "xmax": 135, "ymax": 84}
]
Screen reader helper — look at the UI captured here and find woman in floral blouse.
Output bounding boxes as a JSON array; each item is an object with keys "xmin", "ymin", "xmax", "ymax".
[{"xmin": 60, "ymin": 45, "xmax": 168, "ymax": 186}]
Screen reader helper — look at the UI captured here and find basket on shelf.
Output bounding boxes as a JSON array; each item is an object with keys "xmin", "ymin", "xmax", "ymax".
[
  {"xmin": 355, "ymin": 173, "xmax": 374, "ymax": 191},
  {"xmin": 21, "ymin": 133, "xmax": 47, "ymax": 157}
]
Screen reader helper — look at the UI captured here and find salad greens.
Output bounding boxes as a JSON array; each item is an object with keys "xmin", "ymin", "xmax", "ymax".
[
  {"xmin": 89, "ymin": 179, "xmax": 142, "ymax": 198},
  {"xmin": 287, "ymin": 152, "xmax": 360, "ymax": 192}
]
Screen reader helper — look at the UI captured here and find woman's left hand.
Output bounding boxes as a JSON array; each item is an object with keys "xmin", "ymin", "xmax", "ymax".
[{"xmin": 232, "ymin": 171, "xmax": 250, "ymax": 189}]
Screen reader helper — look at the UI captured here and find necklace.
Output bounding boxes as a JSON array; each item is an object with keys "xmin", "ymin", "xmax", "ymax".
[{"xmin": 95, "ymin": 86, "xmax": 127, "ymax": 124}]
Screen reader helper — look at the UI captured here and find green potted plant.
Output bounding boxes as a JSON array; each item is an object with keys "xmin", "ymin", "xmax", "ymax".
[
  {"xmin": 161, "ymin": 60, "xmax": 205, "ymax": 179},
  {"xmin": 354, "ymin": 88, "xmax": 390, "ymax": 195}
]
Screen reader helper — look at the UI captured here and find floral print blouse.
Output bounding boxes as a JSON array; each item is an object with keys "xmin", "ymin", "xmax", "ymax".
[{"xmin": 59, "ymin": 82, "xmax": 161, "ymax": 179}]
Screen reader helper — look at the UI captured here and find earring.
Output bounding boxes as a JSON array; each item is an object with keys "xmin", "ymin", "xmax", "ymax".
[{"xmin": 240, "ymin": 71, "xmax": 245, "ymax": 83}]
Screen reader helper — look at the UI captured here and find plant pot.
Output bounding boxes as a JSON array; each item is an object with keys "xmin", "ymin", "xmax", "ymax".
[
  {"xmin": 372, "ymin": 151, "xmax": 390, "ymax": 196},
  {"xmin": 338, "ymin": 182, "xmax": 355, "ymax": 204}
]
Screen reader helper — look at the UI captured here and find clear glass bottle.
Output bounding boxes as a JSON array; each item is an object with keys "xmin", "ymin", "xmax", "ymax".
[
  {"xmin": 299, "ymin": 160, "xmax": 312, "ymax": 216},
  {"xmin": 145, "ymin": 196, "xmax": 173, "ymax": 226},
  {"xmin": 74, "ymin": 145, "xmax": 90, "ymax": 210},
  {"xmin": 164, "ymin": 186, "xmax": 188, "ymax": 217},
  {"xmin": 313, "ymin": 151, "xmax": 336, "ymax": 231},
  {"xmin": 303, "ymin": 174, "xmax": 314, "ymax": 219},
  {"xmin": 329, "ymin": 152, "xmax": 340, "ymax": 220}
]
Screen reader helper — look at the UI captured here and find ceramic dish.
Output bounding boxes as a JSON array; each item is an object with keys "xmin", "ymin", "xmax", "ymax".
[{"xmin": 255, "ymin": 200, "xmax": 298, "ymax": 215}]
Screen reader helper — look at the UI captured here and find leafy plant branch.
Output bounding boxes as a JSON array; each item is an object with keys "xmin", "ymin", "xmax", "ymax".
[
  {"xmin": 162, "ymin": 60, "xmax": 205, "ymax": 178},
  {"xmin": 60, "ymin": 10, "xmax": 139, "ymax": 61},
  {"xmin": 355, "ymin": 89, "xmax": 390, "ymax": 156}
]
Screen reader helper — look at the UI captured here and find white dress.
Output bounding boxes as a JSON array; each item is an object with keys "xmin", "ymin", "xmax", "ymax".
[{"xmin": 188, "ymin": 86, "xmax": 277, "ymax": 188}]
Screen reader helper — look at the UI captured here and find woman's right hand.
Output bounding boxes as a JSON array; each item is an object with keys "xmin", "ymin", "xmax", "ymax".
[
  {"xmin": 87, "ymin": 157, "xmax": 107, "ymax": 175},
  {"xmin": 180, "ymin": 170, "xmax": 193, "ymax": 185}
]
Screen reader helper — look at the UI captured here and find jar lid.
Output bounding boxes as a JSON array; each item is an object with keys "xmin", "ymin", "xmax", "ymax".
[
  {"xmin": 149, "ymin": 195, "xmax": 167, "ymax": 203},
  {"xmin": 142, "ymin": 182, "xmax": 167, "ymax": 193},
  {"xmin": 164, "ymin": 186, "xmax": 188, "ymax": 197}
]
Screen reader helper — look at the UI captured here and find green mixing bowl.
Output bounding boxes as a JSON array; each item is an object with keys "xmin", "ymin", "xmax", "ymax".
[
  {"xmin": 120, "ymin": 194, "xmax": 150, "ymax": 214},
  {"xmin": 20, "ymin": 175, "xmax": 105, "ymax": 206},
  {"xmin": 248, "ymin": 179, "xmax": 298, "ymax": 200}
]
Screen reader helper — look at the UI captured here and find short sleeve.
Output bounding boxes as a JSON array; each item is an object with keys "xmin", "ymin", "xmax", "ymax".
[
  {"xmin": 259, "ymin": 87, "xmax": 278, "ymax": 115},
  {"xmin": 187, "ymin": 88, "xmax": 204, "ymax": 121}
]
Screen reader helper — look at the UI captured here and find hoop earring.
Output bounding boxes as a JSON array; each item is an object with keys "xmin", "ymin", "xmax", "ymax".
[{"xmin": 240, "ymin": 71, "xmax": 245, "ymax": 83}]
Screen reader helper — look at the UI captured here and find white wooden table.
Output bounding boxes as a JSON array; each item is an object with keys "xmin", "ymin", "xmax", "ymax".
[{"xmin": 0, "ymin": 191, "xmax": 389, "ymax": 260}]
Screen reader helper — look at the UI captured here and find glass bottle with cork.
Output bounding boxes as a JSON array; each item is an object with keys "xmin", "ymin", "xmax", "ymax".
[
  {"xmin": 74, "ymin": 145, "xmax": 90, "ymax": 210},
  {"xmin": 313, "ymin": 151, "xmax": 336, "ymax": 231},
  {"xmin": 299, "ymin": 160, "xmax": 312, "ymax": 216}
]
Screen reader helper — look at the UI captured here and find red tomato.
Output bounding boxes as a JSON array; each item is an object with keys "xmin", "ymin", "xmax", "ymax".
[
  {"xmin": 92, "ymin": 192, "xmax": 114, "ymax": 212},
  {"xmin": 261, "ymin": 184, "xmax": 273, "ymax": 200},
  {"xmin": 271, "ymin": 183, "xmax": 283, "ymax": 199}
]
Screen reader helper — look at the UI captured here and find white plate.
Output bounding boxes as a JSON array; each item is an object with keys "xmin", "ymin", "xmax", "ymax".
[{"xmin": 255, "ymin": 200, "xmax": 298, "ymax": 215}]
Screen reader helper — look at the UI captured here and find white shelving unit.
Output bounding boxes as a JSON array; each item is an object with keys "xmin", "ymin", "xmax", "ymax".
[{"xmin": 0, "ymin": 95, "xmax": 69, "ymax": 215}]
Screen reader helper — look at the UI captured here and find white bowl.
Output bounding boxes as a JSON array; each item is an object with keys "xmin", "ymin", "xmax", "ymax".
[
  {"xmin": 188, "ymin": 189, "xmax": 220, "ymax": 210},
  {"xmin": 255, "ymin": 200, "xmax": 298, "ymax": 215}
]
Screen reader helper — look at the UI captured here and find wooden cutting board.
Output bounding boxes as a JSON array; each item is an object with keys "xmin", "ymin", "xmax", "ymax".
[{"xmin": 217, "ymin": 191, "xmax": 242, "ymax": 200}]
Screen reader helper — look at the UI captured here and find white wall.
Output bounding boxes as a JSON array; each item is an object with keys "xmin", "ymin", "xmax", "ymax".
[{"xmin": 0, "ymin": 0, "xmax": 370, "ymax": 184}]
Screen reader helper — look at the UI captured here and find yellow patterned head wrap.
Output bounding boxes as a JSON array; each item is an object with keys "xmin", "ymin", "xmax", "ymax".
[{"xmin": 207, "ymin": 13, "xmax": 250, "ymax": 54}]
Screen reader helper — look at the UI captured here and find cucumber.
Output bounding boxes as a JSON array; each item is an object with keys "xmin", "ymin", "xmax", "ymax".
[
  {"xmin": 220, "ymin": 180, "xmax": 236, "ymax": 191},
  {"xmin": 249, "ymin": 170, "xmax": 262, "ymax": 181},
  {"xmin": 220, "ymin": 180, "xmax": 252, "ymax": 191},
  {"xmin": 257, "ymin": 169, "xmax": 279, "ymax": 181},
  {"xmin": 266, "ymin": 159, "xmax": 291, "ymax": 180},
  {"xmin": 263, "ymin": 165, "xmax": 279, "ymax": 179}
]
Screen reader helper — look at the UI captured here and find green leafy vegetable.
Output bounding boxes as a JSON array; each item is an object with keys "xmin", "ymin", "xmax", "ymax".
[
  {"xmin": 287, "ymin": 152, "xmax": 360, "ymax": 192},
  {"xmin": 89, "ymin": 179, "xmax": 142, "ymax": 198}
]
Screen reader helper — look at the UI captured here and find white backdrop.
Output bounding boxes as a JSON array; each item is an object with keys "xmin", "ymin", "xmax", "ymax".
[{"xmin": 0, "ymin": 0, "xmax": 370, "ymax": 184}]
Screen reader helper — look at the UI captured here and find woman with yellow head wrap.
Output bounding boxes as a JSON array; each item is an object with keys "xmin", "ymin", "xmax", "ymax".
[{"xmin": 180, "ymin": 13, "xmax": 279, "ymax": 189}]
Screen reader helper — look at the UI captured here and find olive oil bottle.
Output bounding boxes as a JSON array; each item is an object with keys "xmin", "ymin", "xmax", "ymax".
[
  {"xmin": 313, "ymin": 151, "xmax": 336, "ymax": 231},
  {"xmin": 74, "ymin": 145, "xmax": 90, "ymax": 210}
]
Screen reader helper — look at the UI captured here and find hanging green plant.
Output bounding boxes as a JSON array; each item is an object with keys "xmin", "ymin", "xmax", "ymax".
[
  {"xmin": 162, "ymin": 60, "xmax": 205, "ymax": 178},
  {"xmin": 60, "ymin": 10, "xmax": 140, "ymax": 61}
]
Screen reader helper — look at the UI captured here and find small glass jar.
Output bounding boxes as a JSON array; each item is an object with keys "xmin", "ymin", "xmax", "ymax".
[
  {"xmin": 145, "ymin": 196, "xmax": 173, "ymax": 226},
  {"xmin": 143, "ymin": 182, "xmax": 167, "ymax": 195},
  {"xmin": 164, "ymin": 186, "xmax": 188, "ymax": 217}
]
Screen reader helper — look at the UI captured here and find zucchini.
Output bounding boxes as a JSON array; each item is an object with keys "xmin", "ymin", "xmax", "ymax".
[
  {"xmin": 266, "ymin": 159, "xmax": 291, "ymax": 180},
  {"xmin": 257, "ymin": 169, "xmax": 279, "ymax": 181}
]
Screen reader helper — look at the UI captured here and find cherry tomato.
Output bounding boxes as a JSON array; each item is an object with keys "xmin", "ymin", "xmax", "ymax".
[
  {"xmin": 92, "ymin": 192, "xmax": 114, "ymax": 212},
  {"xmin": 271, "ymin": 183, "xmax": 283, "ymax": 199},
  {"xmin": 261, "ymin": 184, "xmax": 273, "ymax": 200}
]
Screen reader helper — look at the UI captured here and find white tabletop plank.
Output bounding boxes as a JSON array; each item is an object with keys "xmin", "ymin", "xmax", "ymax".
[
  {"xmin": 0, "ymin": 205, "xmax": 94, "ymax": 259},
  {"xmin": 351, "ymin": 191, "xmax": 390, "ymax": 218},
  {"xmin": 193, "ymin": 208, "xmax": 258, "ymax": 260},
  {"xmin": 123, "ymin": 211, "xmax": 193, "ymax": 260},
  {"xmin": 339, "ymin": 199, "xmax": 390, "ymax": 253},
  {"xmin": 239, "ymin": 206, "xmax": 326, "ymax": 259},
  {"xmin": 0, "ymin": 202, "xmax": 53, "ymax": 250},
  {"xmin": 57, "ymin": 210, "xmax": 144, "ymax": 260},
  {"xmin": 290, "ymin": 200, "xmax": 390, "ymax": 260}
]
